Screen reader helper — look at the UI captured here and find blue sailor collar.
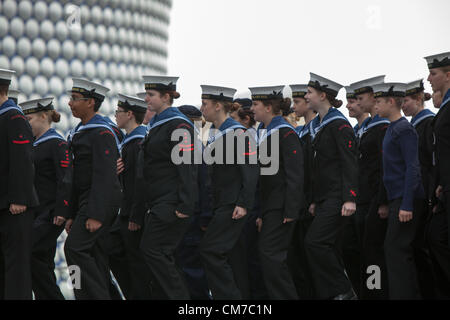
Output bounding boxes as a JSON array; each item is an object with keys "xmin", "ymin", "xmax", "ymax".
[
  {"xmin": 69, "ymin": 114, "xmax": 120, "ymax": 148},
  {"xmin": 355, "ymin": 116, "xmax": 372, "ymax": 139},
  {"xmin": 309, "ymin": 108, "xmax": 348, "ymax": 140},
  {"xmin": 411, "ymin": 109, "xmax": 435, "ymax": 128},
  {"xmin": 119, "ymin": 125, "xmax": 147, "ymax": 152},
  {"xmin": 298, "ymin": 118, "xmax": 316, "ymax": 139},
  {"xmin": 0, "ymin": 99, "xmax": 24, "ymax": 116},
  {"xmin": 33, "ymin": 128, "xmax": 64, "ymax": 147},
  {"xmin": 295, "ymin": 125, "xmax": 304, "ymax": 136},
  {"xmin": 148, "ymin": 107, "xmax": 193, "ymax": 132},
  {"xmin": 257, "ymin": 116, "xmax": 295, "ymax": 145},
  {"xmin": 207, "ymin": 117, "xmax": 246, "ymax": 145},
  {"xmin": 440, "ymin": 89, "xmax": 450, "ymax": 110}
]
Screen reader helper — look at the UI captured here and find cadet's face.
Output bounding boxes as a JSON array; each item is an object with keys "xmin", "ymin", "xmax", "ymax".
[
  {"xmin": 305, "ymin": 87, "xmax": 321, "ymax": 111},
  {"xmin": 69, "ymin": 92, "xmax": 91, "ymax": 119},
  {"xmin": 346, "ymin": 98, "xmax": 360, "ymax": 118},
  {"xmin": 432, "ymin": 91, "xmax": 442, "ymax": 109},
  {"xmin": 115, "ymin": 106, "xmax": 130, "ymax": 129},
  {"xmin": 145, "ymin": 90, "xmax": 164, "ymax": 113},
  {"xmin": 200, "ymin": 99, "xmax": 216, "ymax": 122},
  {"xmin": 427, "ymin": 68, "xmax": 449, "ymax": 94},
  {"xmin": 26, "ymin": 112, "xmax": 47, "ymax": 136},
  {"xmin": 401, "ymin": 96, "xmax": 419, "ymax": 117},
  {"xmin": 375, "ymin": 97, "xmax": 390, "ymax": 118},
  {"xmin": 356, "ymin": 93, "xmax": 374, "ymax": 113},
  {"xmin": 250, "ymin": 100, "xmax": 267, "ymax": 123},
  {"xmin": 292, "ymin": 98, "xmax": 308, "ymax": 117}
]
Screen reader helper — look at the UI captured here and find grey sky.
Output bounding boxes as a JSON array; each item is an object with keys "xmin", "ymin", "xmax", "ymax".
[{"xmin": 167, "ymin": 0, "xmax": 449, "ymax": 123}]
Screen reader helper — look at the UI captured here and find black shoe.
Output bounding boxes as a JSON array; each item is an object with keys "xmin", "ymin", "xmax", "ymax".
[{"xmin": 333, "ymin": 289, "xmax": 358, "ymax": 300}]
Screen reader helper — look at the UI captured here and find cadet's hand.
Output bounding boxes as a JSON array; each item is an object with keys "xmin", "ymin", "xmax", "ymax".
[
  {"xmin": 256, "ymin": 218, "xmax": 262, "ymax": 233},
  {"xmin": 341, "ymin": 202, "xmax": 356, "ymax": 216},
  {"xmin": 53, "ymin": 216, "xmax": 66, "ymax": 226},
  {"xmin": 128, "ymin": 222, "xmax": 141, "ymax": 231},
  {"xmin": 283, "ymin": 217, "xmax": 295, "ymax": 224},
  {"xmin": 309, "ymin": 203, "xmax": 316, "ymax": 216},
  {"xmin": 436, "ymin": 185, "xmax": 443, "ymax": 198},
  {"xmin": 399, "ymin": 210, "xmax": 413, "ymax": 223},
  {"xmin": 117, "ymin": 158, "xmax": 125, "ymax": 175},
  {"xmin": 175, "ymin": 211, "xmax": 189, "ymax": 219},
  {"xmin": 232, "ymin": 206, "xmax": 247, "ymax": 220},
  {"xmin": 65, "ymin": 219, "xmax": 73, "ymax": 233},
  {"xmin": 9, "ymin": 204, "xmax": 26, "ymax": 215},
  {"xmin": 378, "ymin": 205, "xmax": 389, "ymax": 219},
  {"xmin": 86, "ymin": 218, "xmax": 102, "ymax": 233}
]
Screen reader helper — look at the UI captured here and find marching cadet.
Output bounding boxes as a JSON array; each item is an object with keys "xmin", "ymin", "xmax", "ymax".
[
  {"xmin": 288, "ymin": 84, "xmax": 316, "ymax": 299},
  {"xmin": 20, "ymin": 97, "xmax": 70, "ymax": 300},
  {"xmin": 351, "ymin": 75, "xmax": 390, "ymax": 299},
  {"xmin": 114, "ymin": 94, "xmax": 152, "ymax": 299},
  {"xmin": 199, "ymin": 85, "xmax": 259, "ymax": 300},
  {"xmin": 303, "ymin": 73, "xmax": 358, "ymax": 300},
  {"xmin": 64, "ymin": 78, "xmax": 122, "ymax": 300},
  {"xmin": 0, "ymin": 69, "xmax": 38, "ymax": 300},
  {"xmin": 425, "ymin": 51, "xmax": 450, "ymax": 298},
  {"xmin": 402, "ymin": 79, "xmax": 436, "ymax": 298},
  {"xmin": 140, "ymin": 75, "xmax": 197, "ymax": 300},
  {"xmin": 373, "ymin": 82, "xmax": 425, "ymax": 299},
  {"xmin": 339, "ymin": 84, "xmax": 371, "ymax": 298},
  {"xmin": 250, "ymin": 85, "xmax": 303, "ymax": 300}
]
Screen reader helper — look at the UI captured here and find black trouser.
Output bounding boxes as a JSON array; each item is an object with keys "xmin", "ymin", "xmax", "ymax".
[
  {"xmin": 426, "ymin": 196, "xmax": 450, "ymax": 299},
  {"xmin": 446, "ymin": 191, "xmax": 450, "ymax": 248},
  {"xmin": 0, "ymin": 209, "xmax": 33, "ymax": 300},
  {"xmin": 118, "ymin": 215, "xmax": 153, "ymax": 300},
  {"xmin": 362, "ymin": 200, "xmax": 389, "ymax": 300},
  {"xmin": 259, "ymin": 209, "xmax": 298, "ymax": 300},
  {"xmin": 229, "ymin": 229, "xmax": 250, "ymax": 299},
  {"xmin": 64, "ymin": 212, "xmax": 115, "ymax": 300},
  {"xmin": 176, "ymin": 215, "xmax": 210, "ymax": 300},
  {"xmin": 31, "ymin": 220, "xmax": 65, "ymax": 300},
  {"xmin": 199, "ymin": 204, "xmax": 247, "ymax": 300},
  {"xmin": 305, "ymin": 199, "xmax": 351, "ymax": 299},
  {"xmin": 140, "ymin": 206, "xmax": 191, "ymax": 300},
  {"xmin": 384, "ymin": 198, "xmax": 422, "ymax": 300},
  {"xmin": 287, "ymin": 214, "xmax": 315, "ymax": 299}
]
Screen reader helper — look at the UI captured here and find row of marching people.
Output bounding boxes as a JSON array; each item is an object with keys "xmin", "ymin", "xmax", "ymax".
[{"xmin": 0, "ymin": 50, "xmax": 449, "ymax": 300}]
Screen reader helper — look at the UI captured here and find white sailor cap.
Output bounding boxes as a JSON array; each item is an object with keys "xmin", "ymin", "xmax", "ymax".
[
  {"xmin": 20, "ymin": 97, "xmax": 54, "ymax": 115},
  {"xmin": 345, "ymin": 85, "xmax": 357, "ymax": 100},
  {"xmin": 424, "ymin": 51, "xmax": 450, "ymax": 70},
  {"xmin": 289, "ymin": 84, "xmax": 308, "ymax": 98},
  {"xmin": 0, "ymin": 68, "xmax": 16, "ymax": 86},
  {"xmin": 8, "ymin": 89, "xmax": 20, "ymax": 104},
  {"xmin": 136, "ymin": 92, "xmax": 147, "ymax": 100},
  {"xmin": 372, "ymin": 83, "xmax": 407, "ymax": 98},
  {"xmin": 308, "ymin": 73, "xmax": 343, "ymax": 97},
  {"xmin": 350, "ymin": 75, "xmax": 386, "ymax": 95},
  {"xmin": 142, "ymin": 75, "xmax": 179, "ymax": 91},
  {"xmin": 249, "ymin": 85, "xmax": 285, "ymax": 101},
  {"xmin": 117, "ymin": 93, "xmax": 147, "ymax": 113},
  {"xmin": 201, "ymin": 85, "xmax": 237, "ymax": 102},
  {"xmin": 405, "ymin": 79, "xmax": 425, "ymax": 96},
  {"xmin": 69, "ymin": 78, "xmax": 110, "ymax": 101}
]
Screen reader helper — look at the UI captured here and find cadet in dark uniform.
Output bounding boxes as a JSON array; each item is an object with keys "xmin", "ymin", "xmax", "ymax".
[
  {"xmin": 303, "ymin": 73, "xmax": 358, "ymax": 300},
  {"xmin": 250, "ymin": 85, "xmax": 303, "ymax": 300},
  {"xmin": 351, "ymin": 76, "xmax": 390, "ymax": 299},
  {"xmin": 199, "ymin": 85, "xmax": 259, "ymax": 300},
  {"xmin": 140, "ymin": 75, "xmax": 197, "ymax": 300},
  {"xmin": 64, "ymin": 78, "xmax": 122, "ymax": 300},
  {"xmin": 114, "ymin": 94, "xmax": 152, "ymax": 299},
  {"xmin": 288, "ymin": 84, "xmax": 316, "ymax": 299},
  {"xmin": 402, "ymin": 79, "xmax": 436, "ymax": 299},
  {"xmin": 425, "ymin": 51, "xmax": 450, "ymax": 298},
  {"xmin": 0, "ymin": 69, "xmax": 39, "ymax": 300},
  {"xmin": 20, "ymin": 97, "xmax": 70, "ymax": 300},
  {"xmin": 373, "ymin": 82, "xmax": 425, "ymax": 299}
]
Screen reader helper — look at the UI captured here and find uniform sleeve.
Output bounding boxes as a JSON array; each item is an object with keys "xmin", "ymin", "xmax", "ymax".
[
  {"xmin": 129, "ymin": 143, "xmax": 147, "ymax": 227},
  {"xmin": 333, "ymin": 122, "xmax": 359, "ymax": 203},
  {"xmin": 87, "ymin": 129, "xmax": 121, "ymax": 223},
  {"xmin": 198, "ymin": 161, "xmax": 213, "ymax": 228},
  {"xmin": 376, "ymin": 125, "xmax": 389, "ymax": 206},
  {"xmin": 52, "ymin": 139, "xmax": 72, "ymax": 219},
  {"xmin": 280, "ymin": 129, "xmax": 304, "ymax": 219},
  {"xmin": 398, "ymin": 128, "xmax": 422, "ymax": 212},
  {"xmin": 235, "ymin": 129, "xmax": 260, "ymax": 210},
  {"xmin": 436, "ymin": 109, "xmax": 450, "ymax": 192},
  {"xmin": 7, "ymin": 112, "xmax": 38, "ymax": 207},
  {"xmin": 170, "ymin": 121, "xmax": 198, "ymax": 216}
]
